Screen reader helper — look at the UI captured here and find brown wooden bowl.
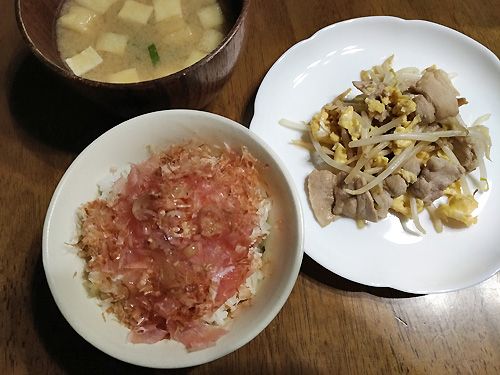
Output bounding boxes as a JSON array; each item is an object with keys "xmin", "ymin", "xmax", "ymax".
[{"xmin": 15, "ymin": 0, "xmax": 249, "ymax": 117}]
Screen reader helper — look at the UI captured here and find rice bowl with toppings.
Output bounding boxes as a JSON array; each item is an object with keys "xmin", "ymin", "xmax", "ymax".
[
  {"xmin": 77, "ymin": 142, "xmax": 271, "ymax": 351},
  {"xmin": 42, "ymin": 110, "xmax": 303, "ymax": 368}
]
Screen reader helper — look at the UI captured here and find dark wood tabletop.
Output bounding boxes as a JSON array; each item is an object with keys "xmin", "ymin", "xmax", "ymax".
[{"xmin": 2, "ymin": 0, "xmax": 500, "ymax": 373}]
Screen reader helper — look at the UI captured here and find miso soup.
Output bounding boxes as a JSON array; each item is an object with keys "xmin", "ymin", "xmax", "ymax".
[{"xmin": 56, "ymin": 0, "xmax": 231, "ymax": 83}]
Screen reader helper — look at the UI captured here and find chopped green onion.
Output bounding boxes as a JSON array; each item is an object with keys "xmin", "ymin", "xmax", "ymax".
[{"xmin": 148, "ymin": 44, "xmax": 160, "ymax": 66}]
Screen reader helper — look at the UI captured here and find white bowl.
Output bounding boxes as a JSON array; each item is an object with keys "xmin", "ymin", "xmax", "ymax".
[{"xmin": 42, "ymin": 110, "xmax": 304, "ymax": 368}]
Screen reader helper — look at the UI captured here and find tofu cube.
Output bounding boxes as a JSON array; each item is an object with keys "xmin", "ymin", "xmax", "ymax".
[
  {"xmin": 198, "ymin": 29, "xmax": 224, "ymax": 52},
  {"xmin": 65, "ymin": 46, "xmax": 103, "ymax": 76},
  {"xmin": 155, "ymin": 16, "xmax": 186, "ymax": 34},
  {"xmin": 153, "ymin": 0, "xmax": 182, "ymax": 23},
  {"xmin": 118, "ymin": 0, "xmax": 154, "ymax": 25},
  {"xmin": 107, "ymin": 68, "xmax": 140, "ymax": 83},
  {"xmin": 197, "ymin": 4, "xmax": 224, "ymax": 29},
  {"xmin": 96, "ymin": 32, "xmax": 128, "ymax": 55},
  {"xmin": 183, "ymin": 50, "xmax": 206, "ymax": 68},
  {"xmin": 58, "ymin": 5, "xmax": 98, "ymax": 33},
  {"xmin": 75, "ymin": 0, "xmax": 117, "ymax": 14},
  {"xmin": 163, "ymin": 26, "xmax": 196, "ymax": 45}
]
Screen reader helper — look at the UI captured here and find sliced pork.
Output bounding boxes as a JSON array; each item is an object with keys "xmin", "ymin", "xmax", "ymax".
[
  {"xmin": 450, "ymin": 136, "xmax": 478, "ymax": 172},
  {"xmin": 408, "ymin": 156, "xmax": 465, "ymax": 204},
  {"xmin": 384, "ymin": 175, "xmax": 407, "ymax": 197},
  {"xmin": 413, "ymin": 67, "xmax": 460, "ymax": 121},
  {"xmin": 332, "ymin": 172, "xmax": 385, "ymax": 223},
  {"xmin": 353, "ymin": 80, "xmax": 385, "ymax": 97},
  {"xmin": 333, "ymin": 172, "xmax": 358, "ymax": 219},
  {"xmin": 372, "ymin": 188, "xmax": 393, "ymax": 219},
  {"xmin": 413, "ymin": 94, "xmax": 436, "ymax": 124},
  {"xmin": 307, "ymin": 169, "xmax": 336, "ymax": 227},
  {"xmin": 354, "ymin": 178, "xmax": 378, "ymax": 222},
  {"xmin": 402, "ymin": 156, "xmax": 422, "ymax": 176}
]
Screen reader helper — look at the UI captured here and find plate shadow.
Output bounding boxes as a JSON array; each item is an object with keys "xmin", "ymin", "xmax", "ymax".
[
  {"xmin": 300, "ymin": 254, "xmax": 421, "ymax": 299},
  {"xmin": 241, "ymin": 87, "xmax": 258, "ymax": 128}
]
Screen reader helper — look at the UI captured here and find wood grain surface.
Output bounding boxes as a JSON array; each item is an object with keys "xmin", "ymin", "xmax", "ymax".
[{"xmin": 1, "ymin": 0, "xmax": 500, "ymax": 374}]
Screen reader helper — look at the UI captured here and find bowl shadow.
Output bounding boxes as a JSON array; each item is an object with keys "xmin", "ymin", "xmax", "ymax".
[
  {"xmin": 30, "ymin": 253, "xmax": 193, "ymax": 374},
  {"xmin": 241, "ymin": 87, "xmax": 257, "ymax": 128},
  {"xmin": 300, "ymin": 254, "xmax": 421, "ymax": 298},
  {"xmin": 8, "ymin": 53, "xmax": 122, "ymax": 154}
]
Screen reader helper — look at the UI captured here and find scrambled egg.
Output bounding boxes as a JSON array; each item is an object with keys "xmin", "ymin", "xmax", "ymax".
[
  {"xmin": 388, "ymin": 115, "xmax": 423, "ymax": 155},
  {"xmin": 401, "ymin": 114, "xmax": 421, "ymax": 129},
  {"xmin": 372, "ymin": 154, "xmax": 389, "ymax": 168},
  {"xmin": 393, "ymin": 95, "xmax": 416, "ymax": 116},
  {"xmin": 329, "ymin": 132, "xmax": 340, "ymax": 143},
  {"xmin": 309, "ymin": 113, "xmax": 322, "ymax": 133},
  {"xmin": 392, "ymin": 126, "xmax": 413, "ymax": 151},
  {"xmin": 310, "ymin": 109, "xmax": 338, "ymax": 144},
  {"xmin": 397, "ymin": 169, "xmax": 417, "ymax": 184},
  {"xmin": 338, "ymin": 106, "xmax": 361, "ymax": 140},
  {"xmin": 416, "ymin": 150, "xmax": 431, "ymax": 164},
  {"xmin": 436, "ymin": 195, "xmax": 478, "ymax": 227},
  {"xmin": 443, "ymin": 181, "xmax": 462, "ymax": 196},
  {"xmin": 365, "ymin": 98, "xmax": 385, "ymax": 114},
  {"xmin": 379, "ymin": 85, "xmax": 416, "ymax": 116},
  {"xmin": 391, "ymin": 195, "xmax": 424, "ymax": 218},
  {"xmin": 333, "ymin": 144, "xmax": 348, "ymax": 163}
]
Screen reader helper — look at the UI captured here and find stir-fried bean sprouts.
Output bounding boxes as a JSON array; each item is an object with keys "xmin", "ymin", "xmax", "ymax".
[{"xmin": 280, "ymin": 56, "xmax": 491, "ymax": 234}]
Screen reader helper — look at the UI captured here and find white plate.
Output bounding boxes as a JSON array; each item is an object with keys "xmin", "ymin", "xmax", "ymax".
[
  {"xmin": 43, "ymin": 110, "xmax": 303, "ymax": 368},
  {"xmin": 250, "ymin": 16, "xmax": 500, "ymax": 293}
]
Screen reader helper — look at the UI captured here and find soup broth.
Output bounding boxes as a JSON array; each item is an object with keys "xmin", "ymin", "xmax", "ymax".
[{"xmin": 56, "ymin": 0, "xmax": 230, "ymax": 83}]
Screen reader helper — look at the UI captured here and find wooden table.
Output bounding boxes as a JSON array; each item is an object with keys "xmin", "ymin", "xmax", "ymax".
[{"xmin": 2, "ymin": 0, "xmax": 500, "ymax": 373}]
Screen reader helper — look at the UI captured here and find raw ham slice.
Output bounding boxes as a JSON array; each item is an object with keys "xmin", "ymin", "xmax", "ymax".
[
  {"xmin": 128, "ymin": 324, "xmax": 167, "ymax": 344},
  {"xmin": 171, "ymin": 323, "xmax": 227, "ymax": 351}
]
